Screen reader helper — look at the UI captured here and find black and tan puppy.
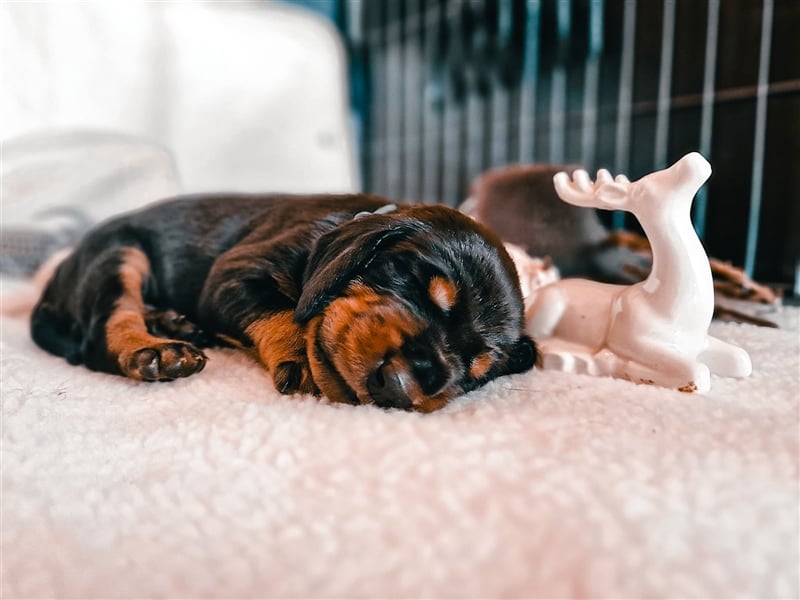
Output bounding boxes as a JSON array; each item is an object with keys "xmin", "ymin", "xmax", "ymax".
[{"xmin": 31, "ymin": 194, "xmax": 536, "ymax": 412}]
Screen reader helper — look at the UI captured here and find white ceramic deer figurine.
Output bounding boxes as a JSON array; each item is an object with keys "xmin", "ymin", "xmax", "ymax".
[{"xmin": 526, "ymin": 152, "xmax": 752, "ymax": 392}]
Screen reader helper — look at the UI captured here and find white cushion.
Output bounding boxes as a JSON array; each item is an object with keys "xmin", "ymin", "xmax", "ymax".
[
  {"xmin": 1, "ymin": 1, "xmax": 359, "ymax": 193},
  {"xmin": 1, "ymin": 130, "xmax": 181, "ymax": 274}
]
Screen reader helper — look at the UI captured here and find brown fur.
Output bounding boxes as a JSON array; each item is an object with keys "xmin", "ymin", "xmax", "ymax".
[
  {"xmin": 31, "ymin": 193, "xmax": 536, "ymax": 411},
  {"xmin": 246, "ymin": 311, "xmax": 317, "ymax": 394}
]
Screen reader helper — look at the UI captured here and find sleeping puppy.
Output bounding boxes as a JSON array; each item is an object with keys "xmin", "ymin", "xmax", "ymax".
[{"xmin": 31, "ymin": 194, "xmax": 536, "ymax": 412}]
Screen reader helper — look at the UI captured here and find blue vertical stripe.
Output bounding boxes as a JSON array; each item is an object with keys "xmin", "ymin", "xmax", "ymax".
[
  {"xmin": 518, "ymin": 0, "xmax": 542, "ymax": 163},
  {"xmin": 549, "ymin": 0, "xmax": 571, "ymax": 164},
  {"xmin": 694, "ymin": 0, "xmax": 721, "ymax": 239},
  {"xmin": 613, "ymin": 0, "xmax": 637, "ymax": 229},
  {"xmin": 581, "ymin": 0, "xmax": 604, "ymax": 169},
  {"xmin": 744, "ymin": 0, "xmax": 774, "ymax": 277},
  {"xmin": 653, "ymin": 0, "xmax": 676, "ymax": 170}
]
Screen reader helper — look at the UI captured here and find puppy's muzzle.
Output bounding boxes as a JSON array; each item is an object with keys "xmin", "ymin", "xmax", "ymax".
[
  {"xmin": 366, "ymin": 347, "xmax": 451, "ymax": 410},
  {"xmin": 367, "ymin": 357, "xmax": 413, "ymax": 409}
]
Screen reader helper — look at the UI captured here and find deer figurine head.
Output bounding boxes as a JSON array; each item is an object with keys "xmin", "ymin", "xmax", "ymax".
[
  {"xmin": 553, "ymin": 152, "xmax": 712, "ymax": 220},
  {"xmin": 527, "ymin": 152, "xmax": 751, "ymax": 393}
]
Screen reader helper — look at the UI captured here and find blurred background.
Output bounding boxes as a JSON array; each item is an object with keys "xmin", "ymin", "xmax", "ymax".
[
  {"xmin": 306, "ymin": 0, "xmax": 799, "ymax": 294},
  {"xmin": 2, "ymin": 0, "xmax": 798, "ymax": 295}
]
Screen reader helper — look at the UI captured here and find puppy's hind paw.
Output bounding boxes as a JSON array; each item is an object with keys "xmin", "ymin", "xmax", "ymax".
[
  {"xmin": 125, "ymin": 342, "xmax": 207, "ymax": 381},
  {"xmin": 144, "ymin": 309, "xmax": 216, "ymax": 347}
]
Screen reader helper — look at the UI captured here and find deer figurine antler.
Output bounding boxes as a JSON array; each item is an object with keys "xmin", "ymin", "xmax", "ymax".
[{"xmin": 527, "ymin": 152, "xmax": 752, "ymax": 392}]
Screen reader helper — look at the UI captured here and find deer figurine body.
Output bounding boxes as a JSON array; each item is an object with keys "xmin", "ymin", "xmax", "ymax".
[{"xmin": 527, "ymin": 152, "xmax": 752, "ymax": 392}]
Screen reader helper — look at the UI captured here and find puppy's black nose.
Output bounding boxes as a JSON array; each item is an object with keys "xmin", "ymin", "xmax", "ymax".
[{"xmin": 367, "ymin": 360, "xmax": 412, "ymax": 410}]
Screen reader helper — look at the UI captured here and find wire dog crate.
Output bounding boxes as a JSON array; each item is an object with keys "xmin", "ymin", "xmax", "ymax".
[{"xmin": 331, "ymin": 0, "xmax": 799, "ymax": 292}]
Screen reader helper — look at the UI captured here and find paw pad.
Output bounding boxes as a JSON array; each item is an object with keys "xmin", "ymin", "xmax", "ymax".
[{"xmin": 126, "ymin": 342, "xmax": 207, "ymax": 381}]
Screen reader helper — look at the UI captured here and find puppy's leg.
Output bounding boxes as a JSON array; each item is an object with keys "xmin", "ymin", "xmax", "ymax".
[
  {"xmin": 198, "ymin": 240, "xmax": 317, "ymax": 395},
  {"xmin": 245, "ymin": 312, "xmax": 319, "ymax": 395},
  {"xmin": 83, "ymin": 247, "xmax": 207, "ymax": 381}
]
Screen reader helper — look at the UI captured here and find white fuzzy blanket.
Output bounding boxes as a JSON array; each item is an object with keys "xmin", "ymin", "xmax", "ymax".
[{"xmin": 2, "ymin": 296, "xmax": 798, "ymax": 598}]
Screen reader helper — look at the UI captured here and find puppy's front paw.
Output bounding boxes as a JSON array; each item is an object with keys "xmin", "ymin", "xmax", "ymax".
[
  {"xmin": 274, "ymin": 360, "xmax": 319, "ymax": 395},
  {"xmin": 124, "ymin": 342, "xmax": 207, "ymax": 381}
]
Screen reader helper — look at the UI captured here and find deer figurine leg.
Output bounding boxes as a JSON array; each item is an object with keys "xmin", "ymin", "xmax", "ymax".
[
  {"xmin": 609, "ymin": 336, "xmax": 712, "ymax": 392},
  {"xmin": 538, "ymin": 339, "xmax": 606, "ymax": 375},
  {"xmin": 699, "ymin": 335, "xmax": 753, "ymax": 378},
  {"xmin": 526, "ymin": 285, "xmax": 568, "ymax": 339}
]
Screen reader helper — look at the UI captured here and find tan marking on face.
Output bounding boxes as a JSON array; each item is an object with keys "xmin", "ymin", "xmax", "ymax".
[
  {"xmin": 412, "ymin": 393, "xmax": 450, "ymax": 414},
  {"xmin": 305, "ymin": 282, "xmax": 468, "ymax": 412},
  {"xmin": 429, "ymin": 276, "xmax": 457, "ymax": 311},
  {"xmin": 305, "ymin": 315, "xmax": 356, "ymax": 404},
  {"xmin": 309, "ymin": 282, "xmax": 425, "ymax": 406},
  {"xmin": 469, "ymin": 351, "xmax": 494, "ymax": 380}
]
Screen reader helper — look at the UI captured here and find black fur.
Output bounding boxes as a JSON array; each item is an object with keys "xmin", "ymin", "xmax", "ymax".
[{"xmin": 31, "ymin": 193, "xmax": 536, "ymax": 411}]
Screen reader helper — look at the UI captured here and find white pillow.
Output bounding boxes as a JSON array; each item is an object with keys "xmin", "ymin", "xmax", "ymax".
[{"xmin": 1, "ymin": 130, "xmax": 181, "ymax": 275}]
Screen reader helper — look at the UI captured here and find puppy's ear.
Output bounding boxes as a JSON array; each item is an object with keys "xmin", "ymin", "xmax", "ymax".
[{"xmin": 295, "ymin": 217, "xmax": 419, "ymax": 324}]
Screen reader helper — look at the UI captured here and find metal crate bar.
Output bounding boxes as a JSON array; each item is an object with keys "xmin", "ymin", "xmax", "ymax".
[
  {"xmin": 347, "ymin": 0, "xmax": 798, "ymax": 290},
  {"xmin": 693, "ymin": 0, "xmax": 720, "ymax": 239},
  {"xmin": 653, "ymin": 0, "xmax": 676, "ymax": 170},
  {"xmin": 744, "ymin": 0, "xmax": 774, "ymax": 277},
  {"xmin": 580, "ymin": 0, "xmax": 604, "ymax": 169},
  {"xmin": 517, "ymin": 0, "xmax": 542, "ymax": 164},
  {"xmin": 613, "ymin": 0, "xmax": 636, "ymax": 230}
]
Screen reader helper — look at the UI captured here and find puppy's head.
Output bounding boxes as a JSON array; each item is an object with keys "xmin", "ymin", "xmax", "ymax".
[{"xmin": 296, "ymin": 205, "xmax": 536, "ymax": 413}]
